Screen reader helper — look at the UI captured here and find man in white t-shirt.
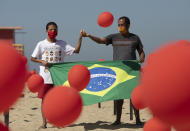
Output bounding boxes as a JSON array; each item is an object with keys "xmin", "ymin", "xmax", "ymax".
[{"xmin": 31, "ymin": 22, "xmax": 83, "ymax": 128}]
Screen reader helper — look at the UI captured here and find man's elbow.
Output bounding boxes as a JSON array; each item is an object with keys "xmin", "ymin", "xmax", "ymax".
[
  {"xmin": 101, "ymin": 41, "xmax": 107, "ymax": 44},
  {"xmin": 139, "ymin": 49, "xmax": 145, "ymax": 56},
  {"xmin": 31, "ymin": 57, "xmax": 36, "ymax": 62},
  {"xmin": 30, "ymin": 56, "xmax": 33, "ymax": 61}
]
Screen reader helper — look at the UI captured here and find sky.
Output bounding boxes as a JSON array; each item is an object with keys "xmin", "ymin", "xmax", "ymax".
[{"xmin": 0, "ymin": 0, "xmax": 190, "ymax": 71}]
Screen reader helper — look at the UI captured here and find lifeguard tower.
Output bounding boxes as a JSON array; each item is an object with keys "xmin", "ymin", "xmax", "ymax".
[
  {"xmin": 0, "ymin": 27, "xmax": 24, "ymax": 55},
  {"xmin": 0, "ymin": 27, "xmax": 23, "ymax": 126}
]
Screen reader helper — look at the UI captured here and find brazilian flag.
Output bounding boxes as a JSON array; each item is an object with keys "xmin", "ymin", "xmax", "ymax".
[{"xmin": 50, "ymin": 60, "xmax": 140, "ymax": 106}]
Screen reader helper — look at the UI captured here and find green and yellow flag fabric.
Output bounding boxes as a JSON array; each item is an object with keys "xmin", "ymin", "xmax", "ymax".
[{"xmin": 50, "ymin": 60, "xmax": 140, "ymax": 106}]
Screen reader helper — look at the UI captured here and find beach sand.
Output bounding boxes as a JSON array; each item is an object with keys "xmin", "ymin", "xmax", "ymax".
[{"xmin": 0, "ymin": 88, "xmax": 152, "ymax": 131}]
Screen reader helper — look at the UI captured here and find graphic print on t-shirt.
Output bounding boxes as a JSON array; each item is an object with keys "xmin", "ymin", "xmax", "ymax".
[
  {"xmin": 59, "ymin": 51, "xmax": 62, "ymax": 56},
  {"xmin": 46, "ymin": 57, "xmax": 49, "ymax": 61},
  {"xmin": 45, "ymin": 51, "xmax": 49, "ymax": 56},
  {"xmin": 50, "ymin": 51, "xmax": 53, "ymax": 56},
  {"xmin": 55, "ymin": 57, "xmax": 58, "ymax": 62},
  {"xmin": 42, "ymin": 46, "xmax": 63, "ymax": 63},
  {"xmin": 50, "ymin": 57, "xmax": 53, "ymax": 62},
  {"xmin": 54, "ymin": 50, "xmax": 58, "ymax": 56}
]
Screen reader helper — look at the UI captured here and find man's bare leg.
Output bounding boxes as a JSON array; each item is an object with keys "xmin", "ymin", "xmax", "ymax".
[
  {"xmin": 112, "ymin": 99, "xmax": 124, "ymax": 125},
  {"xmin": 41, "ymin": 99, "xmax": 47, "ymax": 128},
  {"xmin": 132, "ymin": 102, "xmax": 142, "ymax": 125},
  {"xmin": 133, "ymin": 107, "xmax": 142, "ymax": 125}
]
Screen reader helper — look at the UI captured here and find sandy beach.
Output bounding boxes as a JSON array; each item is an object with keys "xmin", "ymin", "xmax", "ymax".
[{"xmin": 0, "ymin": 87, "xmax": 152, "ymax": 131}]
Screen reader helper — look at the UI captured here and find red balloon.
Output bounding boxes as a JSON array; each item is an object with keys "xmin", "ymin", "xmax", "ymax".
[
  {"xmin": 27, "ymin": 70, "xmax": 37, "ymax": 78},
  {"xmin": 97, "ymin": 12, "xmax": 114, "ymax": 28},
  {"xmin": 174, "ymin": 126, "xmax": 190, "ymax": 131},
  {"xmin": 30, "ymin": 70, "xmax": 37, "ymax": 75},
  {"xmin": 21, "ymin": 55, "xmax": 28, "ymax": 64},
  {"xmin": 98, "ymin": 59, "xmax": 104, "ymax": 61},
  {"xmin": 68, "ymin": 64, "xmax": 90, "ymax": 91},
  {"xmin": 141, "ymin": 66, "xmax": 145, "ymax": 74},
  {"xmin": 174, "ymin": 122, "xmax": 190, "ymax": 131},
  {"xmin": 0, "ymin": 122, "xmax": 9, "ymax": 131},
  {"xmin": 42, "ymin": 86, "xmax": 83, "ymax": 127},
  {"xmin": 0, "ymin": 44, "xmax": 27, "ymax": 113},
  {"xmin": 141, "ymin": 40, "xmax": 190, "ymax": 127},
  {"xmin": 143, "ymin": 117, "xmax": 171, "ymax": 131},
  {"xmin": 176, "ymin": 129, "xmax": 190, "ymax": 131},
  {"xmin": 27, "ymin": 74, "xmax": 44, "ymax": 93},
  {"xmin": 131, "ymin": 86, "xmax": 147, "ymax": 110},
  {"xmin": 25, "ymin": 70, "xmax": 36, "ymax": 81}
]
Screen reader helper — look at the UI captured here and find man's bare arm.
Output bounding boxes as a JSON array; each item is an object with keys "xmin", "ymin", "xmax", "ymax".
[
  {"xmin": 81, "ymin": 30, "xmax": 108, "ymax": 44},
  {"xmin": 31, "ymin": 57, "xmax": 50, "ymax": 67}
]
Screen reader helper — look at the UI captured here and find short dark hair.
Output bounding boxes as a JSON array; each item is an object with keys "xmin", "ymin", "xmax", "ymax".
[
  {"xmin": 46, "ymin": 22, "xmax": 58, "ymax": 31},
  {"xmin": 118, "ymin": 16, "xmax": 130, "ymax": 25}
]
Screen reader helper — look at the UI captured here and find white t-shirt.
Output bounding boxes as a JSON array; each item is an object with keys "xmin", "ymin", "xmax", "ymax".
[{"xmin": 31, "ymin": 39, "xmax": 75, "ymax": 84}]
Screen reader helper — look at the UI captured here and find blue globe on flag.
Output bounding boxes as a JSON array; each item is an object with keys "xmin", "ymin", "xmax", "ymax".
[{"xmin": 86, "ymin": 67, "xmax": 116, "ymax": 92}]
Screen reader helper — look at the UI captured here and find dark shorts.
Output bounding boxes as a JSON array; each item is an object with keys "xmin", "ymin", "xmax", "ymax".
[{"xmin": 38, "ymin": 84, "xmax": 53, "ymax": 99}]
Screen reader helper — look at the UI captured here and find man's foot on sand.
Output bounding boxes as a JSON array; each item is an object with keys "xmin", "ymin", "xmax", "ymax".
[
  {"xmin": 111, "ymin": 120, "xmax": 121, "ymax": 125},
  {"xmin": 39, "ymin": 125, "xmax": 47, "ymax": 129}
]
